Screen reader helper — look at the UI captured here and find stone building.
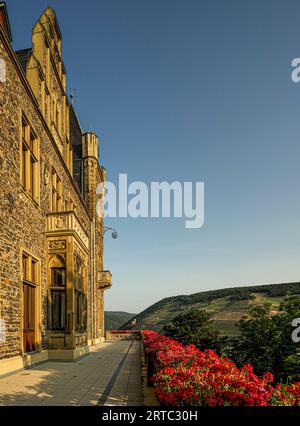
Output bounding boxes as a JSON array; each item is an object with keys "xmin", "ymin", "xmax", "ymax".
[{"xmin": 0, "ymin": 4, "xmax": 112, "ymax": 375}]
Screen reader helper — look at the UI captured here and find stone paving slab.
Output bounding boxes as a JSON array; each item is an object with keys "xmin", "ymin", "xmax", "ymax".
[
  {"xmin": 0, "ymin": 341, "xmax": 141, "ymax": 406},
  {"xmin": 105, "ymin": 340, "xmax": 141, "ymax": 406}
]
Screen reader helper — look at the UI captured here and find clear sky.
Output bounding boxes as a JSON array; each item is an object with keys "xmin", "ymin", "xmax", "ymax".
[{"xmin": 7, "ymin": 0, "xmax": 300, "ymax": 313}]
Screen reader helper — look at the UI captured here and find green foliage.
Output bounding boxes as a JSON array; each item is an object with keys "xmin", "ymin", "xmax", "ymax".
[
  {"xmin": 104, "ymin": 311, "xmax": 136, "ymax": 330},
  {"xmin": 224, "ymin": 296, "xmax": 300, "ymax": 381},
  {"xmin": 229, "ymin": 293, "xmax": 255, "ymax": 301},
  {"xmin": 163, "ymin": 307, "xmax": 220, "ymax": 350},
  {"xmin": 284, "ymin": 351, "xmax": 300, "ymax": 381}
]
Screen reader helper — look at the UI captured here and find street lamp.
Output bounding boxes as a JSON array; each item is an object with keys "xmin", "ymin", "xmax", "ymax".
[{"xmin": 104, "ymin": 227, "xmax": 118, "ymax": 239}]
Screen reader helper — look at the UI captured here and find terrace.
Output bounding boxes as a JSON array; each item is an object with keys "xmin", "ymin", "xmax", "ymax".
[{"xmin": 0, "ymin": 338, "xmax": 142, "ymax": 406}]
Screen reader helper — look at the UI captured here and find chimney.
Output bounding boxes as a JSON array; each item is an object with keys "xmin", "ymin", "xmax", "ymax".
[{"xmin": 0, "ymin": 2, "xmax": 12, "ymax": 42}]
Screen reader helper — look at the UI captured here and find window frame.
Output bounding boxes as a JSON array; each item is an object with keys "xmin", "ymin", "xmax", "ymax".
[
  {"xmin": 51, "ymin": 168, "xmax": 63, "ymax": 213},
  {"xmin": 20, "ymin": 113, "xmax": 40, "ymax": 204},
  {"xmin": 50, "ymin": 289, "xmax": 66, "ymax": 332},
  {"xmin": 74, "ymin": 258, "xmax": 87, "ymax": 332},
  {"xmin": 48, "ymin": 256, "xmax": 67, "ymax": 333},
  {"xmin": 22, "ymin": 251, "xmax": 40, "ymax": 353}
]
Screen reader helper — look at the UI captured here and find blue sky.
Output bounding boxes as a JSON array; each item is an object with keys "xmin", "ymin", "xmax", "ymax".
[{"xmin": 8, "ymin": 0, "xmax": 300, "ymax": 313}]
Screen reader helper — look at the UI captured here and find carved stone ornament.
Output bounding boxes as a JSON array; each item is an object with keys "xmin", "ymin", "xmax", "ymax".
[
  {"xmin": 56, "ymin": 216, "xmax": 67, "ymax": 229},
  {"xmin": 48, "ymin": 240, "xmax": 66, "ymax": 250}
]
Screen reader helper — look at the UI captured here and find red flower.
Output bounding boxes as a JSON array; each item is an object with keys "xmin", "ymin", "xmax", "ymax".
[{"xmin": 142, "ymin": 330, "xmax": 300, "ymax": 407}]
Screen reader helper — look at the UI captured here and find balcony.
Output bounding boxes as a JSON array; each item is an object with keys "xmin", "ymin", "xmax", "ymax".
[
  {"xmin": 97, "ymin": 270, "xmax": 112, "ymax": 290},
  {"xmin": 47, "ymin": 212, "xmax": 89, "ymax": 249}
]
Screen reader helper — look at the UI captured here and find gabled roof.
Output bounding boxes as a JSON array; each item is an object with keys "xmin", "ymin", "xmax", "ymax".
[
  {"xmin": 44, "ymin": 6, "xmax": 62, "ymax": 40},
  {"xmin": 0, "ymin": 2, "xmax": 12, "ymax": 42}
]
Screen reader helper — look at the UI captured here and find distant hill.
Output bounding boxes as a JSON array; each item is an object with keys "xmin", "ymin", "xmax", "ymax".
[
  {"xmin": 119, "ymin": 282, "xmax": 300, "ymax": 336},
  {"xmin": 105, "ymin": 311, "xmax": 136, "ymax": 330}
]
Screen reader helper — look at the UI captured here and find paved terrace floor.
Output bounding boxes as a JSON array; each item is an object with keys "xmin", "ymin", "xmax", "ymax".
[{"xmin": 0, "ymin": 340, "xmax": 141, "ymax": 406}]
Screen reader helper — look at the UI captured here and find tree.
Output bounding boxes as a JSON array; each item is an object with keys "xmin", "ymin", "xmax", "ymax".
[
  {"xmin": 163, "ymin": 307, "xmax": 219, "ymax": 350},
  {"xmin": 226, "ymin": 296, "xmax": 300, "ymax": 381},
  {"xmin": 284, "ymin": 351, "xmax": 300, "ymax": 382}
]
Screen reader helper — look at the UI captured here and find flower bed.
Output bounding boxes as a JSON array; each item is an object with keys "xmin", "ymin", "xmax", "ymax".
[{"xmin": 143, "ymin": 330, "xmax": 300, "ymax": 406}]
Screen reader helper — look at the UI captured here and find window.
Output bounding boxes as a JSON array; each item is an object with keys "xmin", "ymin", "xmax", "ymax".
[
  {"xmin": 45, "ymin": 93, "xmax": 50, "ymax": 125},
  {"xmin": 52, "ymin": 99, "xmax": 55, "ymax": 123},
  {"xmin": 51, "ymin": 169, "xmax": 62, "ymax": 212},
  {"xmin": 56, "ymin": 107, "xmax": 60, "ymax": 132},
  {"xmin": 49, "ymin": 256, "xmax": 66, "ymax": 331},
  {"xmin": 65, "ymin": 139, "xmax": 71, "ymax": 171},
  {"xmin": 22, "ymin": 252, "xmax": 39, "ymax": 353},
  {"xmin": 51, "ymin": 291, "xmax": 66, "ymax": 330},
  {"xmin": 52, "ymin": 267, "xmax": 66, "ymax": 287},
  {"xmin": 21, "ymin": 115, "xmax": 39, "ymax": 202},
  {"xmin": 74, "ymin": 258, "xmax": 87, "ymax": 332}
]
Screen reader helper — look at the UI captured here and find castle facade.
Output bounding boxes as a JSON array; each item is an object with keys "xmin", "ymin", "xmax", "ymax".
[{"xmin": 0, "ymin": 4, "xmax": 111, "ymax": 374}]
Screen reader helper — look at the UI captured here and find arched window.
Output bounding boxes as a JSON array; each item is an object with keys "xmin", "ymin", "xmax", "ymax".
[{"xmin": 49, "ymin": 255, "xmax": 66, "ymax": 331}]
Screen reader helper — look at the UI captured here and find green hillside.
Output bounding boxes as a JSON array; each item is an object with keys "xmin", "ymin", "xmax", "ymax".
[
  {"xmin": 119, "ymin": 282, "xmax": 300, "ymax": 336},
  {"xmin": 105, "ymin": 311, "xmax": 136, "ymax": 330}
]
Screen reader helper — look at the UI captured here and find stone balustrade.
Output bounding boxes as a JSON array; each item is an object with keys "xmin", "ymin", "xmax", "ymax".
[{"xmin": 105, "ymin": 330, "xmax": 141, "ymax": 340}]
